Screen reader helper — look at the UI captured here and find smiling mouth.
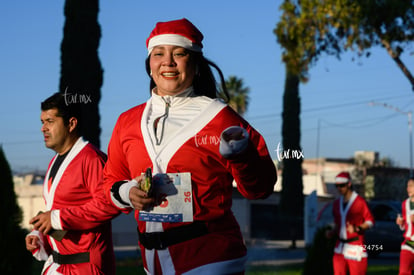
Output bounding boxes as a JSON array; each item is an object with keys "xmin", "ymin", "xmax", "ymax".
[{"xmin": 161, "ymin": 72, "xmax": 178, "ymax": 77}]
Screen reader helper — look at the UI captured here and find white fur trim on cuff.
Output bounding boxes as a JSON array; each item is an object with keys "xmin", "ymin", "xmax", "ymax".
[
  {"xmin": 51, "ymin": 210, "xmax": 62, "ymax": 230},
  {"xmin": 110, "ymin": 180, "xmax": 139, "ymax": 209},
  {"xmin": 120, "ymin": 180, "xmax": 139, "ymax": 208},
  {"xmin": 27, "ymin": 230, "xmax": 49, "ymax": 261}
]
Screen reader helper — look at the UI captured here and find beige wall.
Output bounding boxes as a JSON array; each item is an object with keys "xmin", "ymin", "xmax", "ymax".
[{"xmin": 14, "ymin": 184, "xmax": 45, "ymax": 229}]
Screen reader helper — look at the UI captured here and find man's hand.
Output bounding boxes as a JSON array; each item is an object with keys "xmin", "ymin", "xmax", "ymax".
[
  {"xmin": 30, "ymin": 211, "xmax": 53, "ymax": 235},
  {"xmin": 25, "ymin": 235, "xmax": 40, "ymax": 252},
  {"xmin": 346, "ymin": 222, "xmax": 356, "ymax": 234},
  {"xmin": 396, "ymin": 214, "xmax": 404, "ymax": 226}
]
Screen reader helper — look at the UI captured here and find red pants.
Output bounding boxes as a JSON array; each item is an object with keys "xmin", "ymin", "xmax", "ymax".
[
  {"xmin": 333, "ymin": 253, "xmax": 367, "ymax": 275},
  {"xmin": 399, "ymin": 249, "xmax": 414, "ymax": 275}
]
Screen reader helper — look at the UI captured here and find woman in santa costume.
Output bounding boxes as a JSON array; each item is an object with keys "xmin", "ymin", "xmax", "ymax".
[
  {"xmin": 327, "ymin": 172, "xmax": 374, "ymax": 275},
  {"xmin": 396, "ymin": 177, "xmax": 414, "ymax": 275},
  {"xmin": 103, "ymin": 18, "xmax": 277, "ymax": 274}
]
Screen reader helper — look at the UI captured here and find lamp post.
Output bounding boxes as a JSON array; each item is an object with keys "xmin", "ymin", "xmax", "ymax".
[{"xmin": 369, "ymin": 101, "xmax": 413, "ymax": 177}]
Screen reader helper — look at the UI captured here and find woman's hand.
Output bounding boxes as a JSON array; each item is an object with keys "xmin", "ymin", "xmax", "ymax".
[
  {"xmin": 221, "ymin": 126, "xmax": 246, "ymax": 142},
  {"xmin": 219, "ymin": 126, "xmax": 249, "ymax": 158},
  {"xmin": 129, "ymin": 175, "xmax": 154, "ymax": 210}
]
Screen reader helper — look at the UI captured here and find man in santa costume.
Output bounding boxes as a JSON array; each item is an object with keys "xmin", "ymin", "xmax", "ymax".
[
  {"xmin": 104, "ymin": 18, "xmax": 277, "ymax": 274},
  {"xmin": 396, "ymin": 177, "xmax": 414, "ymax": 275},
  {"xmin": 25, "ymin": 92, "xmax": 120, "ymax": 275},
  {"xmin": 327, "ymin": 171, "xmax": 374, "ymax": 275}
]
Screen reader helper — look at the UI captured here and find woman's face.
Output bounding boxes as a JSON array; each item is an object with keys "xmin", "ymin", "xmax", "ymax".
[{"xmin": 149, "ymin": 45, "xmax": 196, "ymax": 96}]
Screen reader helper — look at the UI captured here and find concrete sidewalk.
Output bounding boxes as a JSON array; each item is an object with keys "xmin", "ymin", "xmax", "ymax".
[
  {"xmin": 245, "ymin": 239, "xmax": 401, "ymax": 267},
  {"xmin": 114, "ymin": 240, "xmax": 308, "ymax": 266},
  {"xmin": 114, "ymin": 239, "xmax": 400, "ymax": 268},
  {"xmin": 246, "ymin": 239, "xmax": 306, "ymax": 267}
]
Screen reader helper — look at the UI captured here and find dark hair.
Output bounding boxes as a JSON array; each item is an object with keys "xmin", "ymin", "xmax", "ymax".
[
  {"xmin": 145, "ymin": 52, "xmax": 229, "ymax": 102},
  {"xmin": 41, "ymin": 92, "xmax": 82, "ymax": 135}
]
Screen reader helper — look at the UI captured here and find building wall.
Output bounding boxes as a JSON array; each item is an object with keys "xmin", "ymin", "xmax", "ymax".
[{"xmin": 14, "ymin": 183, "xmax": 45, "ymax": 229}]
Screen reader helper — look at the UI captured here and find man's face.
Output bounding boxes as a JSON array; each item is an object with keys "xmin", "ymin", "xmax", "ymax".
[
  {"xmin": 40, "ymin": 108, "xmax": 71, "ymax": 154},
  {"xmin": 335, "ymin": 182, "xmax": 351, "ymax": 196},
  {"xmin": 407, "ymin": 180, "xmax": 414, "ymax": 198}
]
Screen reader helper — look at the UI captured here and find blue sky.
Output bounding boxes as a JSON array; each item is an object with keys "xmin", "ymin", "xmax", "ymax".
[{"xmin": 1, "ymin": 1, "xmax": 414, "ymax": 173}]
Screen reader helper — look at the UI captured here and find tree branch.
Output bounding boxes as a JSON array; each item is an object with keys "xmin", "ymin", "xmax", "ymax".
[{"xmin": 381, "ymin": 39, "xmax": 414, "ymax": 91}]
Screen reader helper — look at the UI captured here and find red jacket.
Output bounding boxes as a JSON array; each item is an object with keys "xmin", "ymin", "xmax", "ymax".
[
  {"xmin": 104, "ymin": 98, "xmax": 277, "ymax": 274},
  {"xmin": 400, "ymin": 198, "xmax": 414, "ymax": 252},
  {"xmin": 332, "ymin": 191, "xmax": 374, "ymax": 257},
  {"xmin": 40, "ymin": 138, "xmax": 118, "ymax": 275}
]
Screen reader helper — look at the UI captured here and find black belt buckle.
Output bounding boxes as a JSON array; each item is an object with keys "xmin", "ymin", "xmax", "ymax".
[
  {"xmin": 138, "ymin": 222, "xmax": 208, "ymax": 250},
  {"xmin": 140, "ymin": 232, "xmax": 166, "ymax": 250},
  {"xmin": 340, "ymin": 236, "xmax": 359, "ymax": 243}
]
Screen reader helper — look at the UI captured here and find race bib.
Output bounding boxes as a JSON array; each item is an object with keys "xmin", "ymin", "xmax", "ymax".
[
  {"xmin": 139, "ymin": 172, "xmax": 193, "ymax": 223},
  {"xmin": 343, "ymin": 243, "xmax": 363, "ymax": 261}
]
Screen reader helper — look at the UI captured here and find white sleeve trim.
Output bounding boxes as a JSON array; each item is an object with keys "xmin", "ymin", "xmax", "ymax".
[
  {"xmin": 27, "ymin": 230, "xmax": 49, "ymax": 261},
  {"xmin": 111, "ymin": 180, "xmax": 139, "ymax": 209},
  {"xmin": 51, "ymin": 210, "xmax": 62, "ymax": 230}
]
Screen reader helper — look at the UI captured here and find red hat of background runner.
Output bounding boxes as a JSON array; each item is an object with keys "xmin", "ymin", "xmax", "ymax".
[
  {"xmin": 335, "ymin": 172, "xmax": 351, "ymax": 184},
  {"xmin": 146, "ymin": 18, "xmax": 204, "ymax": 55}
]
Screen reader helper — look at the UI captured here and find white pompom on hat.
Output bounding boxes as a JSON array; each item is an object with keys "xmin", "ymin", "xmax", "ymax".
[
  {"xmin": 146, "ymin": 18, "xmax": 203, "ymax": 55},
  {"xmin": 335, "ymin": 172, "xmax": 351, "ymax": 184}
]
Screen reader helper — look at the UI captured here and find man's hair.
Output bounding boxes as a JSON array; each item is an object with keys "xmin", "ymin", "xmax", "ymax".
[
  {"xmin": 145, "ymin": 52, "xmax": 230, "ymax": 101},
  {"xmin": 41, "ymin": 92, "xmax": 83, "ymax": 135}
]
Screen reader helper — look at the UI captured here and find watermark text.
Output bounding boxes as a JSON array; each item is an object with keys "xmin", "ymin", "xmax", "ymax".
[
  {"xmin": 275, "ymin": 142, "xmax": 304, "ymax": 161},
  {"xmin": 63, "ymin": 87, "xmax": 92, "ymax": 106}
]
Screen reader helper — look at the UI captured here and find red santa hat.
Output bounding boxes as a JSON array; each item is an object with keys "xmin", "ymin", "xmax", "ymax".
[
  {"xmin": 335, "ymin": 172, "xmax": 351, "ymax": 184},
  {"xmin": 146, "ymin": 18, "xmax": 204, "ymax": 55}
]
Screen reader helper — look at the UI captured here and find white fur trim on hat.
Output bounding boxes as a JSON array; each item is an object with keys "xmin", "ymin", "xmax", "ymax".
[
  {"xmin": 335, "ymin": 176, "xmax": 349, "ymax": 183},
  {"xmin": 147, "ymin": 34, "xmax": 203, "ymax": 55}
]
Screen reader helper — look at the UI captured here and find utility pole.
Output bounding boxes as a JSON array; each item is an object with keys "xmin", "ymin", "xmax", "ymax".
[{"xmin": 369, "ymin": 101, "xmax": 413, "ymax": 177}]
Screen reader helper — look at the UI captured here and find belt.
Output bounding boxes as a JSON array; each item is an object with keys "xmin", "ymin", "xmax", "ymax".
[
  {"xmin": 339, "ymin": 237, "xmax": 359, "ymax": 243},
  {"xmin": 138, "ymin": 222, "xmax": 208, "ymax": 250},
  {"xmin": 52, "ymin": 251, "xmax": 90, "ymax": 265}
]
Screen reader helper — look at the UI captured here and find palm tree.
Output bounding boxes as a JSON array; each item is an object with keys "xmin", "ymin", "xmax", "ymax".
[
  {"xmin": 59, "ymin": 0, "xmax": 103, "ymax": 148},
  {"xmin": 225, "ymin": 76, "xmax": 250, "ymax": 116}
]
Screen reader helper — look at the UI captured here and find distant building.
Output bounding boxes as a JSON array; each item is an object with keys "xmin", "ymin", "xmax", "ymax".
[
  {"xmin": 13, "ymin": 172, "xmax": 46, "ymax": 229},
  {"xmin": 354, "ymin": 151, "xmax": 379, "ymax": 166}
]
